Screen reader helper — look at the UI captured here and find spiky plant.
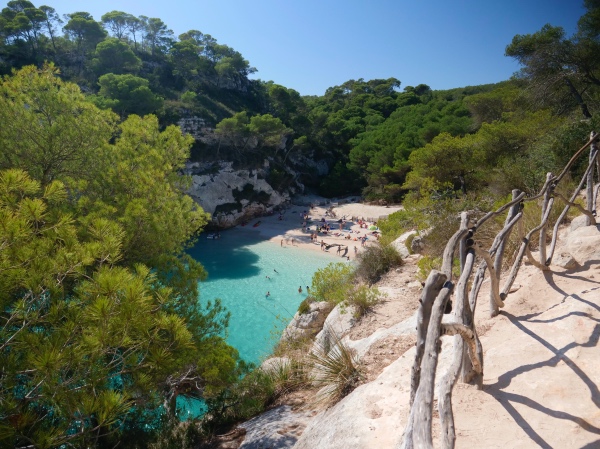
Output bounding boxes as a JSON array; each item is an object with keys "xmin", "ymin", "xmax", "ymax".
[{"xmin": 308, "ymin": 330, "xmax": 363, "ymax": 407}]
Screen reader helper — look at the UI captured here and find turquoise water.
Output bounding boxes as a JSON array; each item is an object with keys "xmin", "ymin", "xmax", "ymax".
[{"xmin": 188, "ymin": 229, "xmax": 338, "ymax": 364}]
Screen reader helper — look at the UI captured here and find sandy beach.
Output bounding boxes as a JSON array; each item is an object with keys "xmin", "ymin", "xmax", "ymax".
[{"xmin": 230, "ymin": 195, "xmax": 403, "ymax": 261}]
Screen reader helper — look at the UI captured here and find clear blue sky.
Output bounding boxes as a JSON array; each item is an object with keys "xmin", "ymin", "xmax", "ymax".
[{"xmin": 44, "ymin": 0, "xmax": 585, "ymax": 96}]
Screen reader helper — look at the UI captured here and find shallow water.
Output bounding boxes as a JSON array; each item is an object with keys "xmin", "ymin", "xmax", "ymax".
[{"xmin": 188, "ymin": 228, "xmax": 338, "ymax": 364}]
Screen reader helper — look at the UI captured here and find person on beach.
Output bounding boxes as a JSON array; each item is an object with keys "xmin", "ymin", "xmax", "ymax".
[
  {"xmin": 298, "ymin": 286, "xmax": 302, "ymax": 294},
  {"xmin": 281, "ymin": 239, "xmax": 283, "ymax": 246},
  {"xmin": 291, "ymin": 238, "xmax": 295, "ymax": 246},
  {"xmin": 354, "ymin": 245, "xmax": 358, "ymax": 255}
]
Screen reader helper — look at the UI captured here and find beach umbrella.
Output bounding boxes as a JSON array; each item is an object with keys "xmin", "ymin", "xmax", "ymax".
[{"xmin": 368, "ymin": 225, "xmax": 378, "ymax": 230}]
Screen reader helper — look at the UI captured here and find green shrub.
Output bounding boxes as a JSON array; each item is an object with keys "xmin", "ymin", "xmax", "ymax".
[
  {"xmin": 202, "ymin": 365, "xmax": 274, "ymax": 429},
  {"xmin": 311, "ymin": 263, "xmax": 354, "ymax": 304},
  {"xmin": 297, "ymin": 297, "xmax": 314, "ymax": 315},
  {"xmin": 377, "ymin": 209, "xmax": 414, "ymax": 244},
  {"xmin": 347, "ymin": 285, "xmax": 384, "ymax": 319},
  {"xmin": 261, "ymin": 358, "xmax": 309, "ymax": 400},
  {"xmin": 355, "ymin": 244, "xmax": 402, "ymax": 285},
  {"xmin": 416, "ymin": 255, "xmax": 442, "ymax": 281}
]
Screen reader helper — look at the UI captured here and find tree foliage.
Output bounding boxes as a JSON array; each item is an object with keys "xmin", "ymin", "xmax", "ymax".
[
  {"xmin": 96, "ymin": 73, "xmax": 163, "ymax": 116},
  {"xmin": 505, "ymin": 1, "xmax": 600, "ymax": 118},
  {"xmin": 0, "ymin": 65, "xmax": 240, "ymax": 447}
]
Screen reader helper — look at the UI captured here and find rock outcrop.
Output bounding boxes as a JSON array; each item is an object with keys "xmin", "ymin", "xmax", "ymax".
[
  {"xmin": 184, "ymin": 161, "xmax": 289, "ymax": 229},
  {"xmin": 282, "ymin": 301, "xmax": 333, "ymax": 341}
]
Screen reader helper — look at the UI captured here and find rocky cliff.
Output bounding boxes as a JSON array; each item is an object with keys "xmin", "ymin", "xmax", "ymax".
[
  {"xmin": 184, "ymin": 161, "xmax": 290, "ymax": 229},
  {"xmin": 224, "ymin": 219, "xmax": 600, "ymax": 449}
]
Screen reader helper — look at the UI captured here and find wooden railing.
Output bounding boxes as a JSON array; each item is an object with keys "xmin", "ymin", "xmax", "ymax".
[{"xmin": 400, "ymin": 131, "xmax": 599, "ymax": 449}]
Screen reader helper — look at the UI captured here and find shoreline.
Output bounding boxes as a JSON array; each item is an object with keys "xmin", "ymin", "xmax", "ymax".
[{"xmin": 214, "ymin": 196, "xmax": 403, "ymax": 261}]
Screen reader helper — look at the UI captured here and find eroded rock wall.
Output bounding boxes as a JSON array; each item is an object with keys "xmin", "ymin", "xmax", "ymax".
[{"xmin": 184, "ymin": 161, "xmax": 289, "ymax": 229}]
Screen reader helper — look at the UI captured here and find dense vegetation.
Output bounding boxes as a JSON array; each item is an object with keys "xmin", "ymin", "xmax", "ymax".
[
  {"xmin": 1, "ymin": 0, "xmax": 596, "ymax": 204},
  {"xmin": 2, "ymin": 0, "xmax": 600, "ymax": 447},
  {"xmin": 0, "ymin": 65, "xmax": 245, "ymax": 448}
]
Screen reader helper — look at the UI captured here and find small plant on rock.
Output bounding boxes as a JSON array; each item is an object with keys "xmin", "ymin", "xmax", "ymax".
[
  {"xmin": 347, "ymin": 284, "xmax": 384, "ymax": 319},
  {"xmin": 355, "ymin": 243, "xmax": 402, "ymax": 285},
  {"xmin": 309, "ymin": 329, "xmax": 364, "ymax": 407},
  {"xmin": 297, "ymin": 296, "xmax": 315, "ymax": 315}
]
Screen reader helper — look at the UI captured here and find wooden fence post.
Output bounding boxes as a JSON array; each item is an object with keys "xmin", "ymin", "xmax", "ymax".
[
  {"xmin": 587, "ymin": 131, "xmax": 597, "ymax": 224},
  {"xmin": 438, "ymin": 241, "xmax": 475, "ymax": 449}
]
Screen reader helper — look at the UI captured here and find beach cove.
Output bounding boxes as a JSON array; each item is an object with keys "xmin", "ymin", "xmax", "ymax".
[{"xmin": 189, "ymin": 196, "xmax": 403, "ymax": 364}]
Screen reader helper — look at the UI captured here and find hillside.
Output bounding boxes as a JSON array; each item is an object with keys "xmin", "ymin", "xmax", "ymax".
[{"xmin": 228, "ymin": 218, "xmax": 600, "ymax": 449}]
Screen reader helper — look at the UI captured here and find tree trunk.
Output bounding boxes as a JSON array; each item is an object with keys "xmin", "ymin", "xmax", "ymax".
[
  {"xmin": 564, "ymin": 77, "xmax": 592, "ymax": 119},
  {"xmin": 409, "ymin": 271, "xmax": 447, "ymax": 407}
]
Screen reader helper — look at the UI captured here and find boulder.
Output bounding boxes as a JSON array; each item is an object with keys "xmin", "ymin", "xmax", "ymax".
[
  {"xmin": 565, "ymin": 224, "xmax": 600, "ymax": 265},
  {"xmin": 551, "ymin": 252, "xmax": 580, "ymax": 270},
  {"xmin": 282, "ymin": 301, "xmax": 333, "ymax": 341},
  {"xmin": 312, "ymin": 304, "xmax": 355, "ymax": 353},
  {"xmin": 391, "ymin": 231, "xmax": 417, "ymax": 259},
  {"xmin": 410, "ymin": 235, "xmax": 425, "ymax": 254},
  {"xmin": 238, "ymin": 405, "xmax": 315, "ymax": 449},
  {"xmin": 570, "ymin": 214, "xmax": 591, "ymax": 232}
]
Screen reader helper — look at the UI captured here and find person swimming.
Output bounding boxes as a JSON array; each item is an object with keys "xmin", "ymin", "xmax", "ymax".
[
  {"xmin": 298, "ymin": 286, "xmax": 302, "ymax": 294},
  {"xmin": 274, "ymin": 269, "xmax": 279, "ymax": 273},
  {"xmin": 266, "ymin": 291, "xmax": 270, "ymax": 297}
]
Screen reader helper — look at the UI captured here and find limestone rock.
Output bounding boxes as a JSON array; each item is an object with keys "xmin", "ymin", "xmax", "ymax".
[
  {"xmin": 260, "ymin": 357, "xmax": 291, "ymax": 375},
  {"xmin": 345, "ymin": 311, "xmax": 418, "ymax": 358},
  {"xmin": 238, "ymin": 405, "xmax": 314, "ymax": 449},
  {"xmin": 293, "ymin": 338, "xmax": 454, "ymax": 449},
  {"xmin": 570, "ymin": 214, "xmax": 591, "ymax": 232},
  {"xmin": 552, "ymin": 252, "xmax": 580, "ymax": 270},
  {"xmin": 312, "ymin": 304, "xmax": 355, "ymax": 352},
  {"xmin": 391, "ymin": 230, "xmax": 417, "ymax": 259},
  {"xmin": 565, "ymin": 224, "xmax": 600, "ymax": 264},
  {"xmin": 410, "ymin": 235, "xmax": 424, "ymax": 254},
  {"xmin": 282, "ymin": 301, "xmax": 333, "ymax": 340},
  {"xmin": 184, "ymin": 161, "xmax": 288, "ymax": 228}
]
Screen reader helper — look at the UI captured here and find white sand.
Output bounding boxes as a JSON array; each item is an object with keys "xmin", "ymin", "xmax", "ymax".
[{"xmin": 233, "ymin": 195, "xmax": 403, "ymax": 260}]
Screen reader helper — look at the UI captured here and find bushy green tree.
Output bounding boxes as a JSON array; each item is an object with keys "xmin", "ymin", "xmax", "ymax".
[
  {"xmin": 0, "ymin": 64, "xmax": 116, "ymax": 186},
  {"xmin": 404, "ymin": 132, "xmax": 483, "ymax": 195},
  {"xmin": 91, "ymin": 37, "xmax": 141, "ymax": 75},
  {"xmin": 0, "ymin": 169, "xmax": 237, "ymax": 448},
  {"xmin": 96, "ymin": 72, "xmax": 163, "ymax": 116},
  {"xmin": 505, "ymin": 1, "xmax": 600, "ymax": 118},
  {"xmin": 215, "ymin": 111, "xmax": 290, "ymax": 160},
  {"xmin": 0, "ymin": 66, "xmax": 241, "ymax": 447}
]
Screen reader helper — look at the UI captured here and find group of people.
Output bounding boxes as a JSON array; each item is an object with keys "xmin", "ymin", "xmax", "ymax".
[{"xmin": 266, "ymin": 280, "xmax": 309, "ymax": 298}]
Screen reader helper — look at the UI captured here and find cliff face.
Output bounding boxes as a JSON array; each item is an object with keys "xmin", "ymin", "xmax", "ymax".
[
  {"xmin": 179, "ymin": 117, "xmax": 333, "ymax": 229},
  {"xmin": 184, "ymin": 161, "xmax": 289, "ymax": 229}
]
